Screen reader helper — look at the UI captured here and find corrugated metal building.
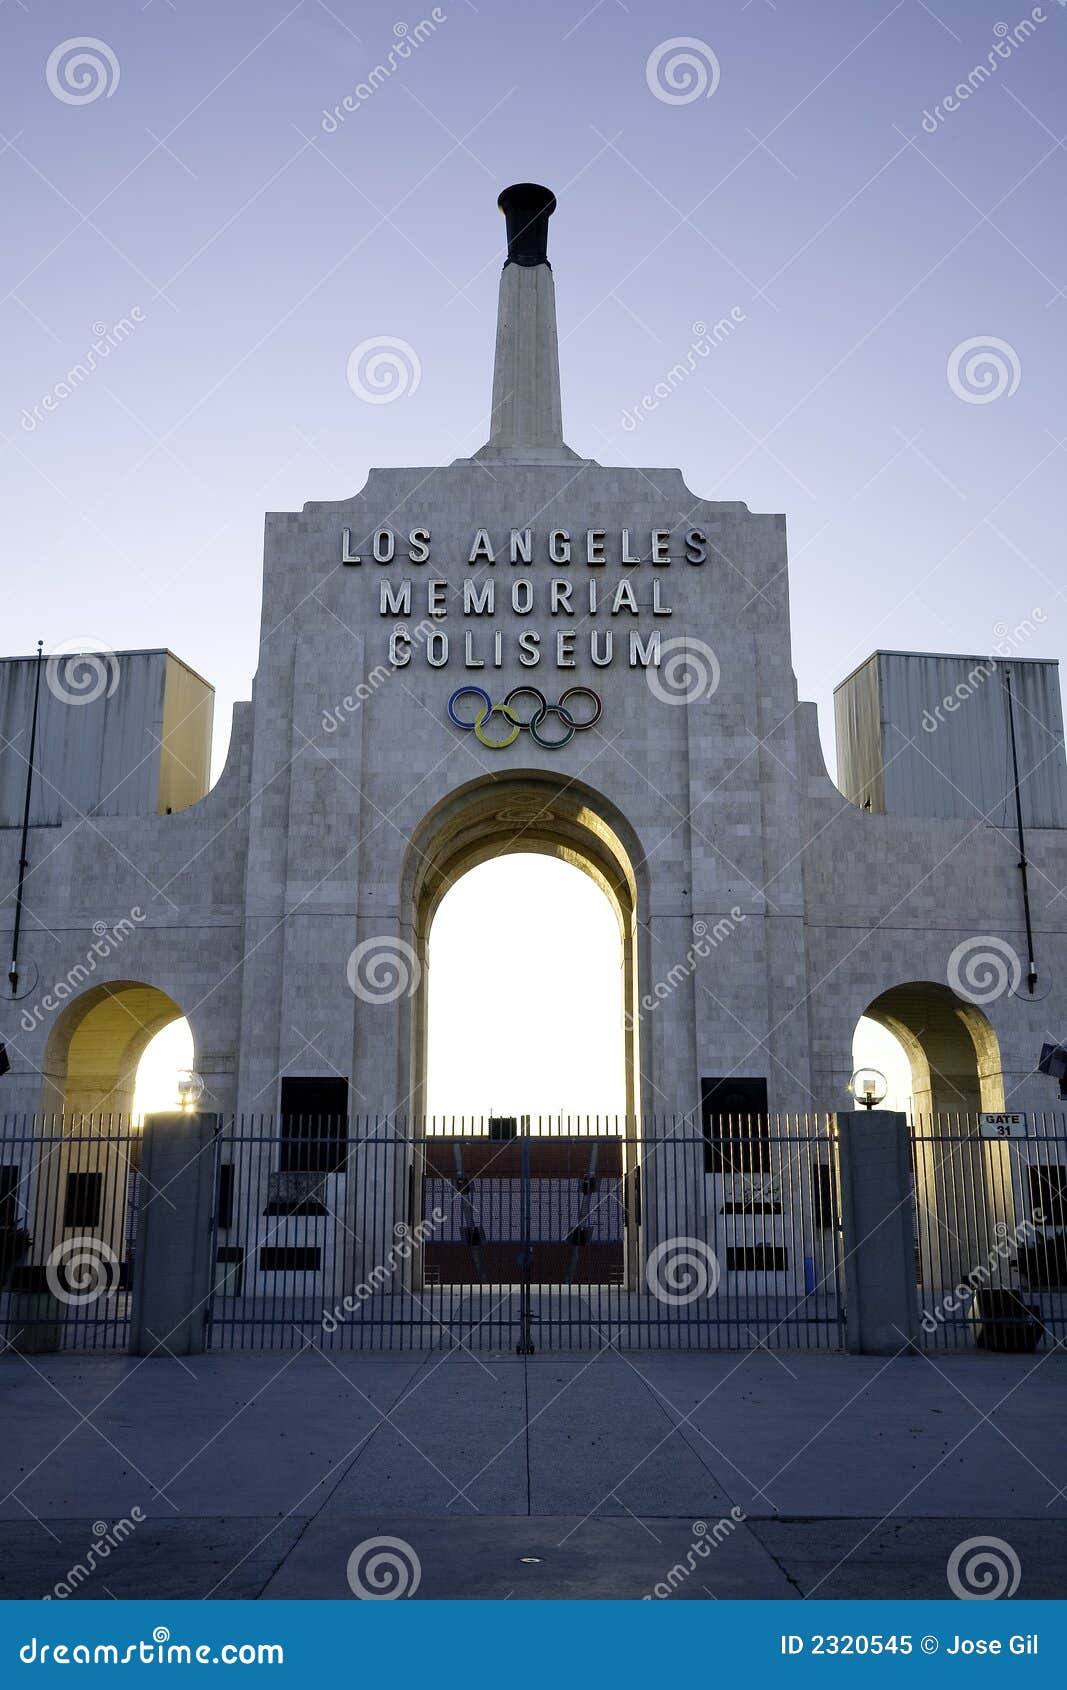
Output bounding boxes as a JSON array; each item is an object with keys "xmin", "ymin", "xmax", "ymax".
[
  {"xmin": 833, "ymin": 651, "xmax": 1067, "ymax": 827},
  {"xmin": 0, "ymin": 649, "xmax": 213, "ymax": 827}
]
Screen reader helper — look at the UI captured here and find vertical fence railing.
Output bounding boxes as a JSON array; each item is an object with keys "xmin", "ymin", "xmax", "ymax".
[
  {"xmin": 9, "ymin": 1107, "xmax": 1066, "ymax": 1357},
  {"xmin": 207, "ymin": 1113, "xmax": 364, "ymax": 1353},
  {"xmin": 0, "ymin": 1114, "xmax": 139, "ymax": 1353},
  {"xmin": 699, "ymin": 1112, "xmax": 844, "ymax": 1353},
  {"xmin": 199, "ymin": 1112, "xmax": 845, "ymax": 1354},
  {"xmin": 1, "ymin": 1111, "xmax": 851, "ymax": 1354},
  {"xmin": 911, "ymin": 1110, "xmax": 1067, "ymax": 1352}
]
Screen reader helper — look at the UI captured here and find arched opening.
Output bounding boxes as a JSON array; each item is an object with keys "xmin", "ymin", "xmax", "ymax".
[
  {"xmin": 41, "ymin": 981, "xmax": 191, "ymax": 1123},
  {"xmin": 377, "ymin": 773, "xmax": 652, "ymax": 1299},
  {"xmin": 425, "ymin": 854, "xmax": 626, "ymax": 1118},
  {"xmin": 400, "ymin": 770, "xmax": 648, "ymax": 1123},
  {"xmin": 857, "ymin": 981, "xmax": 1005, "ymax": 1118},
  {"xmin": 853, "ymin": 982, "xmax": 1007, "ymax": 1292},
  {"xmin": 20, "ymin": 986, "xmax": 193, "ymax": 1316}
]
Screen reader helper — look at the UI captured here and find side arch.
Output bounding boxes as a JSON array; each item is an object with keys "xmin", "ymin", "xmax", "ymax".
[
  {"xmin": 861, "ymin": 980, "xmax": 1005, "ymax": 1116},
  {"xmin": 40, "ymin": 980, "xmax": 190, "ymax": 1122},
  {"xmin": 858, "ymin": 981, "xmax": 1007, "ymax": 1292}
]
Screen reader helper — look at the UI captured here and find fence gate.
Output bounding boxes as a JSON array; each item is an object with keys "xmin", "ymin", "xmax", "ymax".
[
  {"xmin": 912, "ymin": 1110, "xmax": 1067, "ymax": 1352},
  {"xmin": 9, "ymin": 1107, "xmax": 1066, "ymax": 1357},
  {"xmin": 0, "ymin": 1115, "xmax": 139, "ymax": 1354},
  {"xmin": 205, "ymin": 1114, "xmax": 845, "ymax": 1353}
]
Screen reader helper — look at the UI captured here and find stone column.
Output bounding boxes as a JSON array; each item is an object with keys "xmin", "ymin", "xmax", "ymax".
[
  {"xmin": 130, "ymin": 1111, "xmax": 218, "ymax": 1358},
  {"xmin": 472, "ymin": 183, "xmax": 582, "ymax": 467},
  {"xmin": 837, "ymin": 1110, "xmax": 920, "ymax": 1355}
]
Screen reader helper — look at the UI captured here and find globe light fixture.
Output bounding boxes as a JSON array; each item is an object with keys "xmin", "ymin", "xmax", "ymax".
[
  {"xmin": 176, "ymin": 1069, "xmax": 204, "ymax": 1112},
  {"xmin": 848, "ymin": 1068, "xmax": 888, "ymax": 1111}
]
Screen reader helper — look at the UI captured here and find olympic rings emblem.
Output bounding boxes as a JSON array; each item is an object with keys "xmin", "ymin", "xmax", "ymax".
[{"xmin": 447, "ymin": 686, "xmax": 602, "ymax": 750}]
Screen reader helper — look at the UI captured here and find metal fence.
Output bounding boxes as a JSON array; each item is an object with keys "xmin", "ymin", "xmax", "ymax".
[
  {"xmin": 19, "ymin": 1106, "xmax": 1066, "ymax": 1358},
  {"xmin": 911, "ymin": 1111, "xmax": 1067, "ymax": 1353},
  {"xmin": 204, "ymin": 1113, "xmax": 845, "ymax": 1354},
  {"xmin": 0, "ymin": 1115, "xmax": 139, "ymax": 1353}
]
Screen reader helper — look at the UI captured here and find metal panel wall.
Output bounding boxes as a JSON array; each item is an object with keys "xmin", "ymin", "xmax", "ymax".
[
  {"xmin": 0, "ymin": 649, "xmax": 213, "ymax": 826},
  {"xmin": 834, "ymin": 651, "xmax": 1067, "ymax": 827},
  {"xmin": 832, "ymin": 654, "xmax": 883, "ymax": 811}
]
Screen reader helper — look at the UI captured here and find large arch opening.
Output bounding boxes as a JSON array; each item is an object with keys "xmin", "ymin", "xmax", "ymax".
[
  {"xmin": 388, "ymin": 773, "xmax": 649, "ymax": 1294},
  {"xmin": 41, "ymin": 981, "xmax": 191, "ymax": 1123},
  {"xmin": 425, "ymin": 854, "xmax": 626, "ymax": 1119},
  {"xmin": 401, "ymin": 771, "xmax": 648, "ymax": 1125}
]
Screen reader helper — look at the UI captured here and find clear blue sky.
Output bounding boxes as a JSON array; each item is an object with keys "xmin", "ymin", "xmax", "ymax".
[{"xmin": 3, "ymin": 0, "xmax": 1064, "ymax": 782}]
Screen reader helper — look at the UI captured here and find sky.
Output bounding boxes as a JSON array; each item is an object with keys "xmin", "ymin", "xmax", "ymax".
[{"xmin": 5, "ymin": 0, "xmax": 1061, "ymax": 1116}]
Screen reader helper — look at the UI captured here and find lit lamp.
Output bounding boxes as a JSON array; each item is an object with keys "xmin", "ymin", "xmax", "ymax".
[
  {"xmin": 848, "ymin": 1068, "xmax": 887, "ymax": 1111},
  {"xmin": 176, "ymin": 1069, "xmax": 204, "ymax": 1112}
]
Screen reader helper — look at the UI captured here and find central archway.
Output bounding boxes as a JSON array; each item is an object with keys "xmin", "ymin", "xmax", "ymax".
[{"xmin": 400, "ymin": 771, "xmax": 649, "ymax": 1122}]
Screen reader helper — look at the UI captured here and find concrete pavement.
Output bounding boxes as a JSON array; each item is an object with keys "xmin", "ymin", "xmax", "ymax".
[{"xmin": 1, "ymin": 1347, "xmax": 1065, "ymax": 1599}]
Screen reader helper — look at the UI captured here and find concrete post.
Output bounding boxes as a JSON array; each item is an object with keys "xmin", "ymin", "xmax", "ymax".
[
  {"xmin": 837, "ymin": 1110, "xmax": 920, "ymax": 1355},
  {"xmin": 130, "ymin": 1111, "xmax": 218, "ymax": 1358},
  {"xmin": 477, "ymin": 264, "xmax": 576, "ymax": 461}
]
